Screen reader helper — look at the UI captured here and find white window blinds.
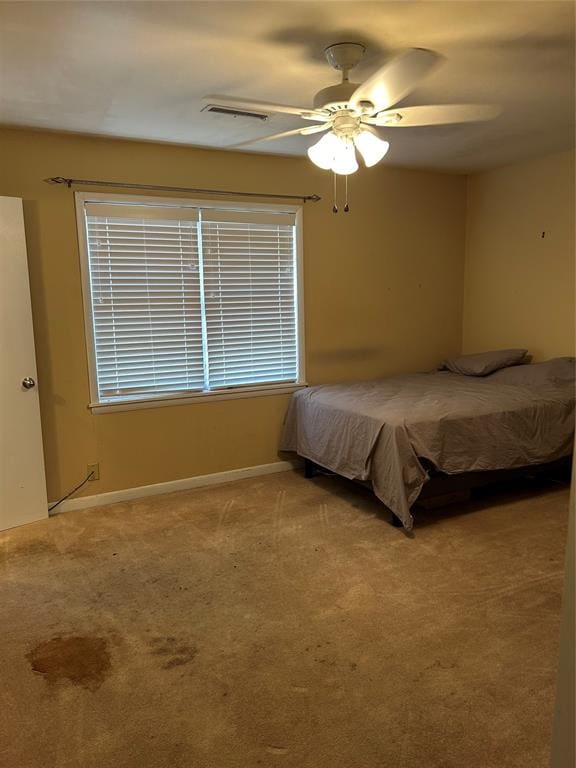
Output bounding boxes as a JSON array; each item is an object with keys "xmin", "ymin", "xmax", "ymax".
[
  {"xmin": 201, "ymin": 211, "xmax": 298, "ymax": 389},
  {"xmin": 82, "ymin": 200, "xmax": 300, "ymax": 404}
]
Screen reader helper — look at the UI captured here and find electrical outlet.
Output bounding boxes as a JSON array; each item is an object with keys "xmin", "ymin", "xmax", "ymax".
[{"xmin": 87, "ymin": 463, "xmax": 100, "ymax": 481}]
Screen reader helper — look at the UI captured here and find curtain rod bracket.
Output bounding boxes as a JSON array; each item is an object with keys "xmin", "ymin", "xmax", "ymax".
[{"xmin": 44, "ymin": 176, "xmax": 321, "ymax": 203}]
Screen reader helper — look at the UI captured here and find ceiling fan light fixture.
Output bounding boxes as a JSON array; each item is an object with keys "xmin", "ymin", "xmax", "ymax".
[
  {"xmin": 307, "ymin": 131, "xmax": 344, "ymax": 170},
  {"xmin": 212, "ymin": 44, "xmax": 500, "ymax": 187},
  {"xmin": 353, "ymin": 130, "xmax": 390, "ymax": 167}
]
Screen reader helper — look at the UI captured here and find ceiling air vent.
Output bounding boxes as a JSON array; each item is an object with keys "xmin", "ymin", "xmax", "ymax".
[{"xmin": 202, "ymin": 104, "xmax": 269, "ymax": 121}]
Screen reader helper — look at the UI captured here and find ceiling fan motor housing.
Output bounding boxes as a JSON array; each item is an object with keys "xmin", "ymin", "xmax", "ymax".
[{"xmin": 313, "ymin": 81, "xmax": 360, "ymax": 111}]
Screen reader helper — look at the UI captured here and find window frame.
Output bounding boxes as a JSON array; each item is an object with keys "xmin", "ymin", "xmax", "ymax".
[{"xmin": 75, "ymin": 191, "xmax": 306, "ymax": 413}]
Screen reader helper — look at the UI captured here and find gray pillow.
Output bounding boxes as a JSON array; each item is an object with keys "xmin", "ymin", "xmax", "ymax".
[
  {"xmin": 439, "ymin": 348, "xmax": 529, "ymax": 376},
  {"xmin": 491, "ymin": 357, "xmax": 575, "ymax": 385}
]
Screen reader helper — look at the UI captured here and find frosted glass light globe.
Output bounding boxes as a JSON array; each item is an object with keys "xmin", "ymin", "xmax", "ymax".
[
  {"xmin": 353, "ymin": 131, "xmax": 390, "ymax": 167},
  {"xmin": 307, "ymin": 132, "xmax": 345, "ymax": 170},
  {"xmin": 331, "ymin": 139, "xmax": 359, "ymax": 175}
]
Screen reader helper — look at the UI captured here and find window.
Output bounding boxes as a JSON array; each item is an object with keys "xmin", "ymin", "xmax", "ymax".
[{"xmin": 76, "ymin": 193, "xmax": 304, "ymax": 411}]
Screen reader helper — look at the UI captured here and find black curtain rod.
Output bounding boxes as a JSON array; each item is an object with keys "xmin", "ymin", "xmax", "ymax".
[{"xmin": 44, "ymin": 176, "xmax": 321, "ymax": 203}]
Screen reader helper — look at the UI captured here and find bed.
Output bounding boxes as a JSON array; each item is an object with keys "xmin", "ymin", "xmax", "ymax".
[{"xmin": 280, "ymin": 356, "xmax": 575, "ymax": 529}]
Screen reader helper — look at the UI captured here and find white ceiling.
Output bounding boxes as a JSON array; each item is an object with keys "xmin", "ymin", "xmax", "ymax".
[{"xmin": 0, "ymin": 1, "xmax": 574, "ymax": 172}]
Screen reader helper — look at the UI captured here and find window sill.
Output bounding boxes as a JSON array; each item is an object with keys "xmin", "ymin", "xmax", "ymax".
[{"xmin": 89, "ymin": 383, "xmax": 307, "ymax": 413}]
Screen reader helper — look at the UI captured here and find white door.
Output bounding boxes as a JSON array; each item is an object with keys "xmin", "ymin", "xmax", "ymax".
[{"xmin": 0, "ymin": 196, "xmax": 48, "ymax": 530}]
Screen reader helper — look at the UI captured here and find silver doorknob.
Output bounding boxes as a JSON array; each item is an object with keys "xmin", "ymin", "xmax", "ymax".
[{"xmin": 22, "ymin": 377, "xmax": 36, "ymax": 389}]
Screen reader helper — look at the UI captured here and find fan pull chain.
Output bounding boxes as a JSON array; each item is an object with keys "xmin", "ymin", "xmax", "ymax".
[
  {"xmin": 332, "ymin": 172, "xmax": 338, "ymax": 213},
  {"xmin": 344, "ymin": 175, "xmax": 350, "ymax": 213}
]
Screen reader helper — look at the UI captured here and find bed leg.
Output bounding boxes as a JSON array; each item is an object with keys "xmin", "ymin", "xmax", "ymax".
[
  {"xmin": 304, "ymin": 459, "xmax": 318, "ymax": 479},
  {"xmin": 389, "ymin": 513, "xmax": 403, "ymax": 528}
]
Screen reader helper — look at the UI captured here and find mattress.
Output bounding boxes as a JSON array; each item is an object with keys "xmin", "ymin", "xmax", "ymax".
[{"xmin": 280, "ymin": 358, "xmax": 575, "ymax": 529}]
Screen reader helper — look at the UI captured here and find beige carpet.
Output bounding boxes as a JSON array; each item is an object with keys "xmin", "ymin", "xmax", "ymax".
[{"xmin": 0, "ymin": 470, "xmax": 569, "ymax": 768}]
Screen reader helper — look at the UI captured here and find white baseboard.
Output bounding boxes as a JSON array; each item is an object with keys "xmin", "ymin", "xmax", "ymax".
[{"xmin": 49, "ymin": 460, "xmax": 300, "ymax": 515}]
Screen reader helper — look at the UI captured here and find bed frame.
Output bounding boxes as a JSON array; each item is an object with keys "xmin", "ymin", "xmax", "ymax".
[{"xmin": 303, "ymin": 455, "xmax": 572, "ymax": 527}]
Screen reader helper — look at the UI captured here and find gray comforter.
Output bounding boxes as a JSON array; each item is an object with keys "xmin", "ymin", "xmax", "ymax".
[{"xmin": 280, "ymin": 358, "xmax": 575, "ymax": 529}]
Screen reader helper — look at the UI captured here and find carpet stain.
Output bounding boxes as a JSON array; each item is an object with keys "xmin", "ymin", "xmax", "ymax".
[
  {"xmin": 27, "ymin": 636, "xmax": 111, "ymax": 690},
  {"xmin": 149, "ymin": 636, "xmax": 197, "ymax": 670},
  {"xmin": 1, "ymin": 538, "xmax": 58, "ymax": 561}
]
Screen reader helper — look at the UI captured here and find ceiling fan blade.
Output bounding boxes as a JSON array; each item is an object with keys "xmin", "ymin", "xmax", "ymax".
[
  {"xmin": 350, "ymin": 48, "xmax": 442, "ymax": 114},
  {"xmin": 365, "ymin": 104, "xmax": 501, "ymax": 127},
  {"xmin": 229, "ymin": 123, "xmax": 330, "ymax": 149},
  {"xmin": 204, "ymin": 94, "xmax": 327, "ymax": 120}
]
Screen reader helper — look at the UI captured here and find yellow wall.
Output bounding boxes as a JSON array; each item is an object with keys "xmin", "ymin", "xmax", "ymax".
[
  {"xmin": 0, "ymin": 127, "xmax": 467, "ymax": 500},
  {"xmin": 463, "ymin": 150, "xmax": 575, "ymax": 359}
]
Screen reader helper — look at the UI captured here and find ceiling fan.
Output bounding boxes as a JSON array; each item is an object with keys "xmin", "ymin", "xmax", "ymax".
[{"xmin": 204, "ymin": 42, "xmax": 500, "ymax": 175}]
